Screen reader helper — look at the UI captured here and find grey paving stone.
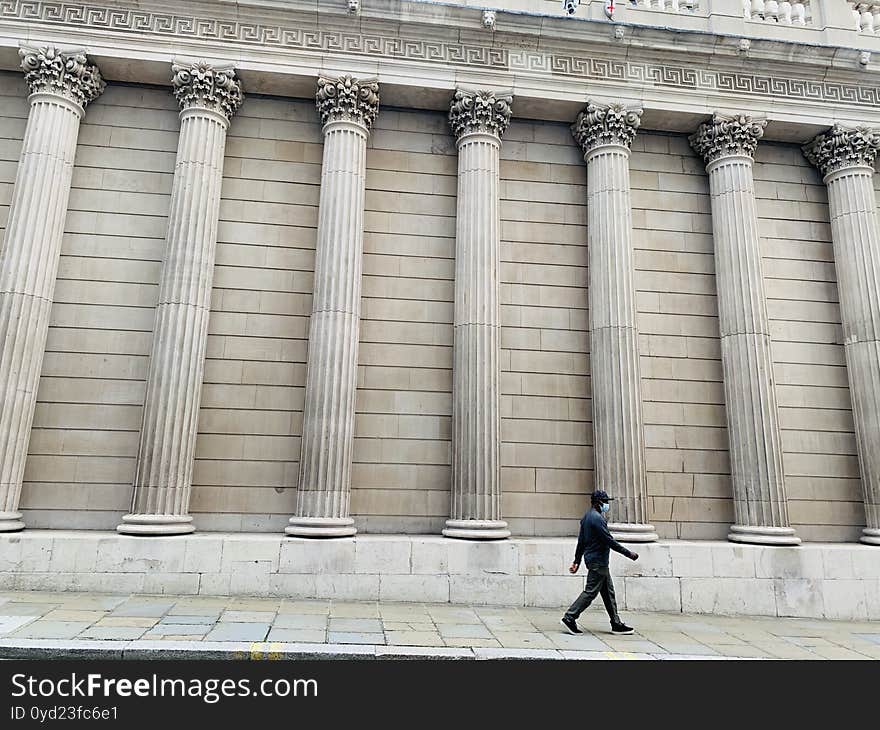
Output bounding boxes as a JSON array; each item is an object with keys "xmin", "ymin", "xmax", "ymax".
[
  {"xmin": 328, "ymin": 603, "xmax": 380, "ymax": 618},
  {"xmin": 11, "ymin": 621, "xmax": 92, "ymax": 640},
  {"xmin": 604, "ymin": 640, "xmax": 668, "ymax": 654},
  {"xmin": 60, "ymin": 596, "xmax": 128, "ymax": 611},
  {"xmin": 327, "ymin": 632, "xmax": 386, "ymax": 645},
  {"xmin": 854, "ymin": 634, "xmax": 880, "ymax": 645},
  {"xmin": 0, "ymin": 616, "xmax": 39, "ymax": 636},
  {"xmin": 220, "ymin": 610, "xmax": 276, "ymax": 623},
  {"xmin": 110, "ymin": 601, "xmax": 175, "ymax": 618},
  {"xmin": 278, "ymin": 600, "xmax": 330, "ymax": 615},
  {"xmin": 79, "ymin": 627, "xmax": 147, "ymax": 641},
  {"xmin": 274, "ymin": 614, "xmax": 327, "ymax": 629},
  {"xmin": 145, "ymin": 624, "xmax": 210, "ymax": 637},
  {"xmin": 159, "ymin": 614, "xmax": 219, "ymax": 625},
  {"xmin": 205, "ymin": 622, "xmax": 270, "ymax": 642},
  {"xmin": 436, "ymin": 623, "xmax": 493, "ymax": 639},
  {"xmin": 328, "ymin": 618, "xmax": 382, "ymax": 632},
  {"xmin": 548, "ymin": 633, "xmax": 613, "ymax": 652},
  {"xmin": 385, "ymin": 631, "xmax": 445, "ymax": 647},
  {"xmin": 266, "ymin": 628, "xmax": 326, "ymax": 643},
  {"xmin": 0, "ymin": 603, "xmax": 56, "ymax": 616},
  {"xmin": 491, "ymin": 632, "xmax": 556, "ymax": 650}
]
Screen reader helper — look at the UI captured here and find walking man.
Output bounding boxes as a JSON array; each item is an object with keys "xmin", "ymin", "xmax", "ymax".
[{"xmin": 561, "ymin": 490, "xmax": 639, "ymax": 635}]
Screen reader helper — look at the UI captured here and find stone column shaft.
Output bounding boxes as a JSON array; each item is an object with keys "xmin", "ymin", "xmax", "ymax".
[
  {"xmin": 119, "ymin": 62, "xmax": 242, "ymax": 535},
  {"xmin": 444, "ymin": 88, "xmax": 512, "ymax": 540},
  {"xmin": 573, "ymin": 102, "xmax": 657, "ymax": 542},
  {"xmin": 286, "ymin": 75, "xmax": 379, "ymax": 538},
  {"xmin": 0, "ymin": 46, "xmax": 104, "ymax": 532},
  {"xmin": 691, "ymin": 113, "xmax": 799, "ymax": 545},
  {"xmin": 804, "ymin": 125, "xmax": 880, "ymax": 545}
]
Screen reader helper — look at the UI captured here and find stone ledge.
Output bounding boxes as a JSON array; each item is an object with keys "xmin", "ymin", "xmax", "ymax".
[{"xmin": 0, "ymin": 532, "xmax": 876, "ymax": 621}]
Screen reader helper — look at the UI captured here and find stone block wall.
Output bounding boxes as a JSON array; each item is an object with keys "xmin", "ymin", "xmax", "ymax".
[
  {"xmin": 0, "ymin": 72, "xmax": 865, "ymax": 541},
  {"xmin": 191, "ymin": 95, "xmax": 320, "ymax": 532},
  {"xmin": 757, "ymin": 143, "xmax": 861, "ymax": 543},
  {"xmin": 353, "ymin": 106, "xmax": 457, "ymax": 534},
  {"xmin": 631, "ymin": 132, "xmax": 730, "ymax": 540},
  {"xmin": 0, "ymin": 73, "xmax": 27, "ymax": 241},
  {"xmin": 500, "ymin": 118, "xmax": 591, "ymax": 537}
]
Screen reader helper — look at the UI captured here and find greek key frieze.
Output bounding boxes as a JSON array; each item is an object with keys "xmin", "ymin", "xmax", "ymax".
[{"xmin": 2, "ymin": 0, "xmax": 880, "ymax": 106}]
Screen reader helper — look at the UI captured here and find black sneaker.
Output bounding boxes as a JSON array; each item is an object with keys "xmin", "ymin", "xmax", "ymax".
[
  {"xmin": 611, "ymin": 622, "xmax": 635, "ymax": 635},
  {"xmin": 561, "ymin": 617, "xmax": 583, "ymax": 635}
]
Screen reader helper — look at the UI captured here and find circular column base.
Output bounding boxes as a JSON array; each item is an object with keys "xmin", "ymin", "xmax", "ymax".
[
  {"xmin": 0, "ymin": 511, "xmax": 25, "ymax": 532},
  {"xmin": 728, "ymin": 524, "xmax": 801, "ymax": 546},
  {"xmin": 860, "ymin": 527, "xmax": 880, "ymax": 546},
  {"xmin": 442, "ymin": 519, "xmax": 510, "ymax": 540},
  {"xmin": 607, "ymin": 522, "xmax": 659, "ymax": 543},
  {"xmin": 285, "ymin": 517, "xmax": 357, "ymax": 538},
  {"xmin": 117, "ymin": 513, "xmax": 195, "ymax": 536}
]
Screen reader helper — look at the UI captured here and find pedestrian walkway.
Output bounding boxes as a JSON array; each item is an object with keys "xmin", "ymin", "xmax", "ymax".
[{"xmin": 0, "ymin": 591, "xmax": 878, "ymax": 660}]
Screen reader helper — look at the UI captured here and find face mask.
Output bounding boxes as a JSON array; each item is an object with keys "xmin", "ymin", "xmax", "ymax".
[{"xmin": 600, "ymin": 503, "xmax": 610, "ymax": 514}]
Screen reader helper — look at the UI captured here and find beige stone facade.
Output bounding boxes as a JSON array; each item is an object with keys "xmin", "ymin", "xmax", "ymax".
[{"xmin": 1, "ymin": 0, "xmax": 880, "ymax": 548}]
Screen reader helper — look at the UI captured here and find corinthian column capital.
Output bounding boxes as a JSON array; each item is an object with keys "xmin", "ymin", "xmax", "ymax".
[
  {"xmin": 571, "ymin": 101, "xmax": 642, "ymax": 156},
  {"xmin": 19, "ymin": 45, "xmax": 105, "ymax": 110},
  {"xmin": 171, "ymin": 61, "xmax": 244, "ymax": 122},
  {"xmin": 315, "ymin": 74, "xmax": 379, "ymax": 130},
  {"xmin": 803, "ymin": 124, "xmax": 880, "ymax": 178},
  {"xmin": 448, "ymin": 88, "xmax": 513, "ymax": 141},
  {"xmin": 690, "ymin": 112, "xmax": 767, "ymax": 164}
]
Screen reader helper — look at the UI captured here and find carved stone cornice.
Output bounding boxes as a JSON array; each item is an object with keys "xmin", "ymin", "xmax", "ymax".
[
  {"xmin": 689, "ymin": 113, "xmax": 767, "ymax": 164},
  {"xmin": 571, "ymin": 101, "xmax": 642, "ymax": 155},
  {"xmin": 19, "ymin": 45, "xmax": 105, "ymax": 109},
  {"xmin": 448, "ymin": 88, "xmax": 513, "ymax": 141},
  {"xmin": 171, "ymin": 61, "xmax": 243, "ymax": 121},
  {"xmin": 803, "ymin": 124, "xmax": 880, "ymax": 177},
  {"xmin": 315, "ymin": 75, "xmax": 380, "ymax": 130}
]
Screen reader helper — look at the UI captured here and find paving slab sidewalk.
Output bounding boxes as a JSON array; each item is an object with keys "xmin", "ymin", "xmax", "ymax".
[{"xmin": 0, "ymin": 591, "xmax": 878, "ymax": 660}]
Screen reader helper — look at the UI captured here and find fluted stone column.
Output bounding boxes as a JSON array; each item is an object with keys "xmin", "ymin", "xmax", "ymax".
[
  {"xmin": 118, "ymin": 62, "xmax": 243, "ymax": 535},
  {"xmin": 0, "ymin": 46, "xmax": 104, "ymax": 533},
  {"xmin": 691, "ymin": 113, "xmax": 799, "ymax": 546},
  {"xmin": 804, "ymin": 125, "xmax": 880, "ymax": 546},
  {"xmin": 443, "ymin": 89, "xmax": 512, "ymax": 540},
  {"xmin": 572, "ymin": 102, "xmax": 657, "ymax": 543},
  {"xmin": 286, "ymin": 75, "xmax": 379, "ymax": 538}
]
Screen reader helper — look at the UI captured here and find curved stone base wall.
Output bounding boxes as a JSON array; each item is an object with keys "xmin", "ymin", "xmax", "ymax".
[{"xmin": 0, "ymin": 532, "xmax": 876, "ymax": 621}]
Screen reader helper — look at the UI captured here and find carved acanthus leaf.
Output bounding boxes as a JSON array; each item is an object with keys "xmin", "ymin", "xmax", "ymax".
[
  {"xmin": 315, "ymin": 75, "xmax": 380, "ymax": 129},
  {"xmin": 171, "ymin": 61, "xmax": 243, "ymax": 121},
  {"xmin": 571, "ymin": 101, "xmax": 642, "ymax": 154},
  {"xmin": 689, "ymin": 113, "xmax": 767, "ymax": 164},
  {"xmin": 19, "ymin": 45, "xmax": 105, "ymax": 108},
  {"xmin": 803, "ymin": 124, "xmax": 880, "ymax": 176},
  {"xmin": 448, "ymin": 88, "xmax": 513, "ymax": 140}
]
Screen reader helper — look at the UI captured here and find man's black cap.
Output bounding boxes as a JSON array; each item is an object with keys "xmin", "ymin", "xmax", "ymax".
[{"xmin": 590, "ymin": 490, "xmax": 614, "ymax": 505}]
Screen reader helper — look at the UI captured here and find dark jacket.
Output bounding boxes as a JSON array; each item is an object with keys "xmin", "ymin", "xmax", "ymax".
[{"xmin": 573, "ymin": 508, "xmax": 635, "ymax": 568}]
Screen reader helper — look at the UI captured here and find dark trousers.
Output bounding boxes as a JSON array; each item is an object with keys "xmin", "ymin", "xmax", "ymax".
[{"xmin": 564, "ymin": 564, "xmax": 621, "ymax": 625}]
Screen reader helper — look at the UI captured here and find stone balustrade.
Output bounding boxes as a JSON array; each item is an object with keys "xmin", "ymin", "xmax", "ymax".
[
  {"xmin": 743, "ymin": 0, "xmax": 810, "ymax": 25},
  {"xmin": 629, "ymin": 0, "xmax": 701, "ymax": 13},
  {"xmin": 852, "ymin": 2, "xmax": 880, "ymax": 32}
]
